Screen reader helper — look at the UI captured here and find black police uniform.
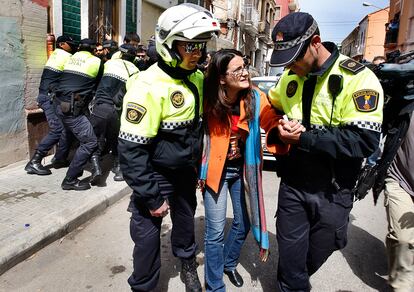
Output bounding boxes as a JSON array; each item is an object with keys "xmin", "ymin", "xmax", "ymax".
[
  {"xmin": 89, "ymin": 57, "xmax": 138, "ymax": 165},
  {"xmin": 268, "ymin": 44, "xmax": 383, "ymax": 292},
  {"xmin": 36, "ymin": 48, "xmax": 72, "ymax": 162},
  {"xmin": 118, "ymin": 60, "xmax": 204, "ymax": 291},
  {"xmin": 55, "ymin": 49, "xmax": 103, "ymax": 184}
]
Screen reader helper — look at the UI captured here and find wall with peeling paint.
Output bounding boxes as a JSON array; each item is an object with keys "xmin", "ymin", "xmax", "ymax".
[{"xmin": 0, "ymin": 0, "xmax": 48, "ymax": 167}]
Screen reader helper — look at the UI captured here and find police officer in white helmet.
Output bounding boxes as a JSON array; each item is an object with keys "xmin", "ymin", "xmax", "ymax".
[{"xmin": 118, "ymin": 4, "xmax": 219, "ymax": 291}]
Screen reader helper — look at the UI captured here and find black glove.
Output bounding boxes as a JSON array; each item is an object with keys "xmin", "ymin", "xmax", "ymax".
[{"xmin": 352, "ymin": 164, "xmax": 378, "ymax": 201}]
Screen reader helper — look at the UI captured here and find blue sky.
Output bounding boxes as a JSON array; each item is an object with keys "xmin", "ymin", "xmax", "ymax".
[{"xmin": 298, "ymin": 0, "xmax": 390, "ymax": 44}]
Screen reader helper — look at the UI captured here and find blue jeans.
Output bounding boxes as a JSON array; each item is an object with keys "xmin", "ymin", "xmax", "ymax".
[{"xmin": 204, "ymin": 165, "xmax": 250, "ymax": 292}]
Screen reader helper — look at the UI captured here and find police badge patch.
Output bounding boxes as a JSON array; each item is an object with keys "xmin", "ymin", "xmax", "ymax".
[
  {"xmin": 126, "ymin": 102, "xmax": 146, "ymax": 124},
  {"xmin": 170, "ymin": 91, "xmax": 185, "ymax": 108},
  {"xmin": 352, "ymin": 90, "xmax": 379, "ymax": 112},
  {"xmin": 286, "ymin": 81, "xmax": 298, "ymax": 98}
]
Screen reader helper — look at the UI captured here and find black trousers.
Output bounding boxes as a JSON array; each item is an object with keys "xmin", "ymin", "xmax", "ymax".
[
  {"xmin": 276, "ymin": 182, "xmax": 354, "ymax": 292},
  {"xmin": 56, "ymin": 103, "xmax": 97, "ymax": 178},
  {"xmin": 36, "ymin": 93, "xmax": 72, "ymax": 160},
  {"xmin": 127, "ymin": 167, "xmax": 198, "ymax": 292},
  {"xmin": 89, "ymin": 103, "xmax": 120, "ymax": 157}
]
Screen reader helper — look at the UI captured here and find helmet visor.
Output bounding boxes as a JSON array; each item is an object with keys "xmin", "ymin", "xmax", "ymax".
[{"xmin": 177, "ymin": 42, "xmax": 206, "ymax": 54}]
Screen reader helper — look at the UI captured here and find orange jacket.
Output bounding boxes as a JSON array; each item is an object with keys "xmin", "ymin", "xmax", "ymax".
[{"xmin": 204, "ymin": 89, "xmax": 289, "ymax": 193}]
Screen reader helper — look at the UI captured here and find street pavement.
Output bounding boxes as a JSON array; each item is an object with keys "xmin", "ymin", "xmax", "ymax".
[
  {"xmin": 0, "ymin": 158, "xmax": 390, "ymax": 291},
  {"xmin": 0, "ymin": 155, "xmax": 130, "ymax": 275}
]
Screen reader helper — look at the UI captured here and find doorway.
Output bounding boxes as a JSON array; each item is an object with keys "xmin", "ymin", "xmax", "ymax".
[{"xmin": 89, "ymin": 0, "xmax": 119, "ymax": 43}]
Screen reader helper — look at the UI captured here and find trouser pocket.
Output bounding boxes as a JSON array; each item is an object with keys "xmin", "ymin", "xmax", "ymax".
[
  {"xmin": 333, "ymin": 189, "xmax": 353, "ymax": 249},
  {"xmin": 335, "ymin": 222, "xmax": 348, "ymax": 249}
]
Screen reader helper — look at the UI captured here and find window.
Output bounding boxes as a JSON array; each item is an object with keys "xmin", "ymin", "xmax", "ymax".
[{"xmin": 274, "ymin": 6, "xmax": 281, "ymax": 20}]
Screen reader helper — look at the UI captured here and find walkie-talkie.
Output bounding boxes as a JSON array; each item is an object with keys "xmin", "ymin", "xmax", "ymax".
[
  {"xmin": 328, "ymin": 74, "xmax": 343, "ymax": 192},
  {"xmin": 328, "ymin": 74, "xmax": 343, "ymax": 99},
  {"xmin": 328, "ymin": 74, "xmax": 343, "ymax": 127}
]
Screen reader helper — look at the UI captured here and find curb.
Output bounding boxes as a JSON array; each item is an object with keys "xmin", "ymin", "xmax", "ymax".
[{"xmin": 0, "ymin": 185, "xmax": 131, "ymax": 275}]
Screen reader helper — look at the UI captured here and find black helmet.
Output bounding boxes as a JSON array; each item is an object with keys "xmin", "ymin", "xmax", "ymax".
[
  {"xmin": 103, "ymin": 40, "xmax": 118, "ymax": 51},
  {"xmin": 120, "ymin": 44, "xmax": 137, "ymax": 62},
  {"xmin": 78, "ymin": 38, "xmax": 96, "ymax": 52},
  {"xmin": 56, "ymin": 35, "xmax": 75, "ymax": 46}
]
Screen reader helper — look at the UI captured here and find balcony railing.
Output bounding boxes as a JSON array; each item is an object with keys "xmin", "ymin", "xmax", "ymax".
[
  {"xmin": 384, "ymin": 20, "xmax": 399, "ymax": 47},
  {"xmin": 385, "ymin": 29, "xmax": 399, "ymax": 45}
]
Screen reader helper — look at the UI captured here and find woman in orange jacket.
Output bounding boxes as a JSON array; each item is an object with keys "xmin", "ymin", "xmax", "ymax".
[{"xmin": 199, "ymin": 49, "xmax": 292, "ymax": 291}]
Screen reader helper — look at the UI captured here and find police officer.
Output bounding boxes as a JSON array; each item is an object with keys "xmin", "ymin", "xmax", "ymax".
[
  {"xmin": 372, "ymin": 62, "xmax": 414, "ymax": 291},
  {"xmin": 267, "ymin": 13, "xmax": 384, "ymax": 291},
  {"xmin": 101, "ymin": 40, "xmax": 118, "ymax": 63},
  {"xmin": 112, "ymin": 32, "xmax": 140, "ymax": 60},
  {"xmin": 89, "ymin": 44, "xmax": 139, "ymax": 182},
  {"xmin": 55, "ymin": 38, "xmax": 103, "ymax": 191},
  {"xmin": 118, "ymin": 4, "xmax": 219, "ymax": 291},
  {"xmin": 25, "ymin": 35, "xmax": 74, "ymax": 175}
]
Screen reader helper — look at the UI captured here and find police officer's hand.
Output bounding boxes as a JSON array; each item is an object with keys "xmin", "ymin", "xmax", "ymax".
[
  {"xmin": 282, "ymin": 119, "xmax": 305, "ymax": 134},
  {"xmin": 150, "ymin": 201, "xmax": 170, "ymax": 218},
  {"xmin": 277, "ymin": 119, "xmax": 305, "ymax": 144}
]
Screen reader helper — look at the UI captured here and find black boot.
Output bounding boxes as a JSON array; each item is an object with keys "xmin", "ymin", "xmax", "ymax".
[
  {"xmin": 180, "ymin": 257, "xmax": 202, "ymax": 292},
  {"xmin": 51, "ymin": 157, "xmax": 70, "ymax": 169},
  {"xmin": 61, "ymin": 176, "xmax": 91, "ymax": 191},
  {"xmin": 24, "ymin": 151, "xmax": 52, "ymax": 175},
  {"xmin": 111, "ymin": 159, "xmax": 124, "ymax": 181},
  {"xmin": 90, "ymin": 155, "xmax": 102, "ymax": 184}
]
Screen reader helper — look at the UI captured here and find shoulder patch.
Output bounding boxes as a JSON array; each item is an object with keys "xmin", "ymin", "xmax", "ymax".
[
  {"xmin": 286, "ymin": 80, "xmax": 298, "ymax": 98},
  {"xmin": 339, "ymin": 59, "xmax": 365, "ymax": 74},
  {"xmin": 170, "ymin": 91, "xmax": 185, "ymax": 108},
  {"xmin": 352, "ymin": 90, "xmax": 379, "ymax": 112},
  {"xmin": 125, "ymin": 102, "xmax": 146, "ymax": 124}
]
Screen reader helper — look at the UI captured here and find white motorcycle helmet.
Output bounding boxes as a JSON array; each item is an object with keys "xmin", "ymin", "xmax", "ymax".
[{"xmin": 155, "ymin": 3, "xmax": 220, "ymax": 66}]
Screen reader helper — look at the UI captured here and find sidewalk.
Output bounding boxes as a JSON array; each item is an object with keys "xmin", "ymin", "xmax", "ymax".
[{"xmin": 0, "ymin": 155, "xmax": 131, "ymax": 275}]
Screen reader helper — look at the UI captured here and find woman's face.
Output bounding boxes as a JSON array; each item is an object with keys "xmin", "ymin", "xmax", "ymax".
[
  {"xmin": 220, "ymin": 55, "xmax": 250, "ymax": 93},
  {"xmin": 176, "ymin": 41, "xmax": 205, "ymax": 70}
]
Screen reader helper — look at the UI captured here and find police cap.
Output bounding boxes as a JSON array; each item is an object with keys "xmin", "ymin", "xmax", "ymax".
[
  {"xmin": 56, "ymin": 35, "xmax": 75, "ymax": 45},
  {"xmin": 270, "ymin": 12, "xmax": 319, "ymax": 67},
  {"xmin": 103, "ymin": 40, "xmax": 118, "ymax": 50},
  {"xmin": 120, "ymin": 44, "xmax": 138, "ymax": 56}
]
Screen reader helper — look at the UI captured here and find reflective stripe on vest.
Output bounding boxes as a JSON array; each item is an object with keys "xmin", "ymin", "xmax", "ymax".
[
  {"xmin": 119, "ymin": 64, "xmax": 204, "ymax": 143},
  {"xmin": 268, "ymin": 54, "xmax": 383, "ymax": 132},
  {"xmin": 64, "ymin": 51, "xmax": 101, "ymax": 78},
  {"xmin": 103, "ymin": 59, "xmax": 139, "ymax": 82}
]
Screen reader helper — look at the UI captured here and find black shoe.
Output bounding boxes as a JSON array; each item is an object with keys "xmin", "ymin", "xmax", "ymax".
[
  {"xmin": 61, "ymin": 176, "xmax": 91, "ymax": 191},
  {"xmin": 224, "ymin": 269, "xmax": 243, "ymax": 287},
  {"xmin": 180, "ymin": 257, "xmax": 202, "ymax": 292},
  {"xmin": 51, "ymin": 157, "xmax": 70, "ymax": 169},
  {"xmin": 25, "ymin": 151, "xmax": 52, "ymax": 175}
]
